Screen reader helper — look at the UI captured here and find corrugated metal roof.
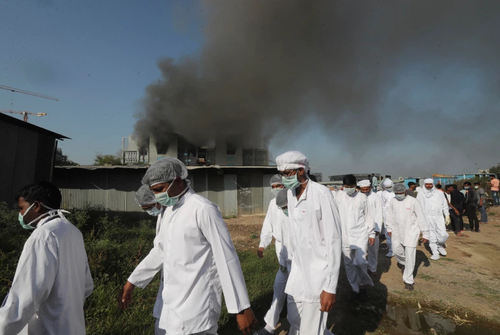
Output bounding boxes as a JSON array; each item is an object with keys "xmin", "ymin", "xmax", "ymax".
[{"xmin": 0, "ymin": 113, "xmax": 70, "ymax": 140}]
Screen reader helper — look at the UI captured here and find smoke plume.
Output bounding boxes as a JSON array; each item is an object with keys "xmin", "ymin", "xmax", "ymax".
[{"xmin": 134, "ymin": 0, "xmax": 500, "ymax": 175}]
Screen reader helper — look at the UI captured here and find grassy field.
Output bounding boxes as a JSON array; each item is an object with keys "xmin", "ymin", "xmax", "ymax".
[{"xmin": 0, "ymin": 204, "xmax": 278, "ymax": 334}]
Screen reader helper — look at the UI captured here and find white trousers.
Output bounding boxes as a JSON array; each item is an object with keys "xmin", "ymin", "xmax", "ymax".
[
  {"xmin": 287, "ymin": 296, "xmax": 333, "ymax": 335},
  {"xmin": 367, "ymin": 235, "xmax": 379, "ymax": 273},
  {"xmin": 157, "ymin": 320, "xmax": 217, "ymax": 335},
  {"xmin": 393, "ymin": 242, "xmax": 416, "ymax": 285},
  {"xmin": 428, "ymin": 219, "xmax": 448, "ymax": 255},
  {"xmin": 264, "ymin": 266, "xmax": 289, "ymax": 329},
  {"xmin": 382, "ymin": 222, "xmax": 393, "ymax": 253},
  {"xmin": 342, "ymin": 247, "xmax": 374, "ymax": 293}
]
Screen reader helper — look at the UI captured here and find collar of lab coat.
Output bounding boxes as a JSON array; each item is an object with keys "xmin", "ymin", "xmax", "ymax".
[
  {"xmin": 172, "ymin": 188, "xmax": 194, "ymax": 210},
  {"xmin": 292, "ymin": 180, "xmax": 310, "ymax": 207}
]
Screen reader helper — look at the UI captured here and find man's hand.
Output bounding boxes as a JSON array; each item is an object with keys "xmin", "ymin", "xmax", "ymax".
[
  {"xmin": 118, "ymin": 281, "xmax": 136, "ymax": 310},
  {"xmin": 368, "ymin": 237, "xmax": 375, "ymax": 246},
  {"xmin": 257, "ymin": 247, "xmax": 264, "ymax": 259},
  {"xmin": 421, "ymin": 238, "xmax": 429, "ymax": 244},
  {"xmin": 387, "ymin": 232, "xmax": 392, "ymax": 237},
  {"xmin": 454, "ymin": 209, "xmax": 460, "ymax": 216},
  {"xmin": 236, "ymin": 308, "xmax": 257, "ymax": 335},
  {"xmin": 445, "ymin": 215, "xmax": 451, "ymax": 225},
  {"xmin": 319, "ymin": 290, "xmax": 336, "ymax": 312}
]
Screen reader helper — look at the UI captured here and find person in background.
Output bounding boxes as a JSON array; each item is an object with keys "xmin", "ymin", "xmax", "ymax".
[
  {"xmin": 489, "ymin": 174, "xmax": 500, "ymax": 206},
  {"xmin": 119, "ymin": 158, "xmax": 257, "ymax": 335},
  {"xmin": 386, "ymin": 183, "xmax": 429, "ymax": 291},
  {"xmin": 372, "ymin": 173, "xmax": 378, "ymax": 193},
  {"xmin": 463, "ymin": 181, "xmax": 480, "ymax": 233},
  {"xmin": 407, "ymin": 182, "xmax": 417, "ymax": 198},
  {"xmin": 336, "ymin": 175, "xmax": 374, "ymax": 302},
  {"xmin": 0, "ymin": 181, "xmax": 94, "ymax": 335},
  {"xmin": 255, "ymin": 179, "xmax": 289, "ymax": 335},
  {"xmin": 135, "ymin": 184, "xmax": 165, "ymax": 335},
  {"xmin": 435, "ymin": 184, "xmax": 444, "ymax": 192},
  {"xmin": 276, "ymin": 151, "xmax": 341, "ymax": 335},
  {"xmin": 474, "ymin": 182, "xmax": 488, "ymax": 225},
  {"xmin": 358, "ymin": 180, "xmax": 383, "ymax": 278},
  {"xmin": 381, "ymin": 179, "xmax": 395, "ymax": 257},
  {"xmin": 447, "ymin": 184, "xmax": 467, "ymax": 236},
  {"xmin": 417, "ymin": 179, "xmax": 450, "ymax": 261}
]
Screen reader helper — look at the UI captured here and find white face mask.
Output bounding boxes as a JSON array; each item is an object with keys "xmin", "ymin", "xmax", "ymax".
[
  {"xmin": 345, "ymin": 187, "xmax": 356, "ymax": 196},
  {"xmin": 271, "ymin": 187, "xmax": 283, "ymax": 197},
  {"xmin": 146, "ymin": 206, "xmax": 162, "ymax": 216},
  {"xmin": 395, "ymin": 194, "xmax": 406, "ymax": 201}
]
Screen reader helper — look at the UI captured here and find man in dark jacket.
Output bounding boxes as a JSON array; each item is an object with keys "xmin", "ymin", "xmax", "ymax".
[
  {"xmin": 445, "ymin": 184, "xmax": 467, "ymax": 236},
  {"xmin": 463, "ymin": 182, "xmax": 480, "ymax": 233}
]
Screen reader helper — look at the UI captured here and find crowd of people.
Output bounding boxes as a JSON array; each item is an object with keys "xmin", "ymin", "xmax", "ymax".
[{"xmin": 0, "ymin": 152, "xmax": 498, "ymax": 335}]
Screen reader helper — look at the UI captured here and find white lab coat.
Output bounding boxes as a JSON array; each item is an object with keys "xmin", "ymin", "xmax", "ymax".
[
  {"xmin": 386, "ymin": 196, "xmax": 430, "ymax": 247},
  {"xmin": 285, "ymin": 181, "xmax": 342, "ymax": 302},
  {"xmin": 259, "ymin": 198, "xmax": 291, "ymax": 266},
  {"xmin": 0, "ymin": 214, "xmax": 93, "ymax": 335},
  {"xmin": 416, "ymin": 189, "xmax": 449, "ymax": 245},
  {"xmin": 335, "ymin": 191, "xmax": 375, "ymax": 248},
  {"xmin": 381, "ymin": 190, "xmax": 395, "ymax": 222},
  {"xmin": 153, "ymin": 210, "xmax": 165, "ymax": 320},
  {"xmin": 366, "ymin": 192, "xmax": 383, "ymax": 234},
  {"xmin": 127, "ymin": 189, "xmax": 250, "ymax": 334}
]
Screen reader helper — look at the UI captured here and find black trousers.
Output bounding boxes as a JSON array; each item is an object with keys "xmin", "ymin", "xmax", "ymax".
[
  {"xmin": 464, "ymin": 206, "xmax": 479, "ymax": 232},
  {"xmin": 450, "ymin": 211, "xmax": 463, "ymax": 234}
]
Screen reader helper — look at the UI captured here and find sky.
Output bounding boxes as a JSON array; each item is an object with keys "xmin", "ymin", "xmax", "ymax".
[{"xmin": 1, "ymin": 0, "xmax": 499, "ymax": 179}]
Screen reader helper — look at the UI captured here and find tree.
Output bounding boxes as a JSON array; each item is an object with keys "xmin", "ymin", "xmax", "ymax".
[
  {"xmin": 489, "ymin": 163, "xmax": 500, "ymax": 177},
  {"xmin": 55, "ymin": 148, "xmax": 78, "ymax": 166},
  {"xmin": 94, "ymin": 153, "xmax": 122, "ymax": 166}
]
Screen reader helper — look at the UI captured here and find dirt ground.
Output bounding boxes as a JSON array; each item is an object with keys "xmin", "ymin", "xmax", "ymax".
[{"xmin": 225, "ymin": 206, "xmax": 500, "ymax": 334}]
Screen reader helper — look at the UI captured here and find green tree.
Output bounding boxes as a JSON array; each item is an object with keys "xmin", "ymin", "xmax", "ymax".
[
  {"xmin": 94, "ymin": 153, "xmax": 122, "ymax": 166},
  {"xmin": 489, "ymin": 163, "xmax": 500, "ymax": 176}
]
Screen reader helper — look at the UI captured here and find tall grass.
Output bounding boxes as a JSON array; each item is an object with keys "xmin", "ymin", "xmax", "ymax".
[{"xmin": 0, "ymin": 204, "xmax": 277, "ymax": 334}]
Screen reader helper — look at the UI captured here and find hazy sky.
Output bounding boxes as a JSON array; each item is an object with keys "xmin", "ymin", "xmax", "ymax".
[{"xmin": 1, "ymin": 0, "xmax": 499, "ymax": 179}]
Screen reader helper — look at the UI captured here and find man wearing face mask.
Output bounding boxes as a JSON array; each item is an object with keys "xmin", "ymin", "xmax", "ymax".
[
  {"xmin": 135, "ymin": 184, "xmax": 166, "ymax": 335},
  {"xmin": 276, "ymin": 151, "xmax": 341, "ymax": 335},
  {"xmin": 0, "ymin": 181, "xmax": 94, "ymax": 335},
  {"xmin": 474, "ymin": 182, "xmax": 488, "ymax": 225},
  {"xmin": 255, "ymin": 188, "xmax": 290, "ymax": 335},
  {"xmin": 381, "ymin": 179, "xmax": 395, "ymax": 258},
  {"xmin": 386, "ymin": 183, "xmax": 429, "ymax": 291},
  {"xmin": 358, "ymin": 180, "xmax": 383, "ymax": 277},
  {"xmin": 336, "ymin": 175, "xmax": 374, "ymax": 302},
  {"xmin": 119, "ymin": 158, "xmax": 257, "ymax": 335},
  {"xmin": 463, "ymin": 181, "xmax": 480, "ymax": 233},
  {"xmin": 416, "ymin": 179, "xmax": 450, "ymax": 260}
]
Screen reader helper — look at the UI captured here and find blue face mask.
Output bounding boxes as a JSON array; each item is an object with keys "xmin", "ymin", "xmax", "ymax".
[
  {"xmin": 282, "ymin": 208, "xmax": 289, "ymax": 216},
  {"xmin": 146, "ymin": 206, "xmax": 162, "ymax": 216},
  {"xmin": 155, "ymin": 182, "xmax": 188, "ymax": 207},
  {"xmin": 282, "ymin": 173, "xmax": 302, "ymax": 190}
]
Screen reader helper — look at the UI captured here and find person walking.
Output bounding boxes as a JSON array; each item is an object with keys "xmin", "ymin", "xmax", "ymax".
[
  {"xmin": 474, "ymin": 182, "xmax": 488, "ymax": 225},
  {"xmin": 489, "ymin": 175, "xmax": 500, "ymax": 206},
  {"xmin": 463, "ymin": 182, "xmax": 480, "ymax": 233}
]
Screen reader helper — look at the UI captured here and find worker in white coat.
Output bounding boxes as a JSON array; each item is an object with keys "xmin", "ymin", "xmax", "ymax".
[
  {"xmin": 0, "ymin": 181, "xmax": 93, "ymax": 335},
  {"xmin": 135, "ymin": 184, "xmax": 166, "ymax": 335},
  {"xmin": 255, "ymin": 187, "xmax": 290, "ymax": 335},
  {"xmin": 416, "ymin": 178, "xmax": 450, "ymax": 261},
  {"xmin": 276, "ymin": 151, "xmax": 341, "ymax": 335},
  {"xmin": 336, "ymin": 175, "xmax": 375, "ymax": 302},
  {"xmin": 386, "ymin": 183, "xmax": 429, "ymax": 291},
  {"xmin": 119, "ymin": 158, "xmax": 257, "ymax": 335},
  {"xmin": 381, "ymin": 179, "xmax": 395, "ymax": 257},
  {"xmin": 358, "ymin": 180, "xmax": 383, "ymax": 277}
]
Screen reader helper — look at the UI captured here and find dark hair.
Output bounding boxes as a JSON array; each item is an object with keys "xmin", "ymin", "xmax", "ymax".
[
  {"xmin": 445, "ymin": 184, "xmax": 452, "ymax": 190},
  {"xmin": 16, "ymin": 181, "xmax": 62, "ymax": 209},
  {"xmin": 309, "ymin": 174, "xmax": 318, "ymax": 182},
  {"xmin": 474, "ymin": 182, "xmax": 480, "ymax": 185},
  {"xmin": 408, "ymin": 182, "xmax": 416, "ymax": 187},
  {"xmin": 435, "ymin": 184, "xmax": 442, "ymax": 189},
  {"xmin": 343, "ymin": 174, "xmax": 357, "ymax": 186},
  {"xmin": 463, "ymin": 181, "xmax": 472, "ymax": 186},
  {"xmin": 452, "ymin": 184, "xmax": 458, "ymax": 189}
]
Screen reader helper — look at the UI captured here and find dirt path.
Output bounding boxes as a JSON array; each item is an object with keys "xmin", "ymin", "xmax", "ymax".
[{"xmin": 225, "ymin": 207, "xmax": 500, "ymax": 334}]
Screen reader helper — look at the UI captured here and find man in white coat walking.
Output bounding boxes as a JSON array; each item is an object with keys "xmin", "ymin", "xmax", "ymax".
[
  {"xmin": 386, "ymin": 183, "xmax": 430, "ymax": 291},
  {"xmin": 417, "ymin": 178, "xmax": 450, "ymax": 261},
  {"xmin": 276, "ymin": 151, "xmax": 342, "ymax": 335},
  {"xmin": 119, "ymin": 158, "xmax": 257, "ymax": 335},
  {"xmin": 0, "ymin": 181, "xmax": 94, "ymax": 335},
  {"xmin": 336, "ymin": 175, "xmax": 374, "ymax": 302},
  {"xmin": 381, "ymin": 179, "xmax": 395, "ymax": 257}
]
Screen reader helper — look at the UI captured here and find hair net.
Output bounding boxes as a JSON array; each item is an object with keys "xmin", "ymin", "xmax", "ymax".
[
  {"xmin": 135, "ymin": 184, "xmax": 157, "ymax": 206},
  {"xmin": 141, "ymin": 158, "xmax": 189, "ymax": 186},
  {"xmin": 424, "ymin": 178, "xmax": 434, "ymax": 184},
  {"xmin": 276, "ymin": 151, "xmax": 309, "ymax": 172},
  {"xmin": 357, "ymin": 180, "xmax": 371, "ymax": 187},
  {"xmin": 383, "ymin": 179, "xmax": 394, "ymax": 188},
  {"xmin": 270, "ymin": 174, "xmax": 284, "ymax": 186},
  {"xmin": 276, "ymin": 188, "xmax": 288, "ymax": 208},
  {"xmin": 393, "ymin": 183, "xmax": 406, "ymax": 193}
]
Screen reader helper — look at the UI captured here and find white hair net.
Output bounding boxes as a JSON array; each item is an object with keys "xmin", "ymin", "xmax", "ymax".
[
  {"xmin": 141, "ymin": 158, "xmax": 189, "ymax": 186},
  {"xmin": 135, "ymin": 184, "xmax": 157, "ymax": 206},
  {"xmin": 383, "ymin": 179, "xmax": 394, "ymax": 188},
  {"xmin": 270, "ymin": 174, "xmax": 284, "ymax": 186},
  {"xmin": 393, "ymin": 183, "xmax": 406, "ymax": 193},
  {"xmin": 276, "ymin": 151, "xmax": 309, "ymax": 172},
  {"xmin": 276, "ymin": 188, "xmax": 288, "ymax": 208},
  {"xmin": 357, "ymin": 180, "xmax": 371, "ymax": 187}
]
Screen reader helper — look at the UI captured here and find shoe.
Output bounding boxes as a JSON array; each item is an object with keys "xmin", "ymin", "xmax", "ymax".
[
  {"xmin": 359, "ymin": 289, "xmax": 368, "ymax": 303},
  {"xmin": 430, "ymin": 254, "xmax": 440, "ymax": 261},
  {"xmin": 254, "ymin": 329, "xmax": 274, "ymax": 335},
  {"xmin": 437, "ymin": 246, "xmax": 447, "ymax": 256},
  {"xmin": 405, "ymin": 283, "xmax": 414, "ymax": 291},
  {"xmin": 386, "ymin": 252, "xmax": 393, "ymax": 258},
  {"xmin": 476, "ymin": 229, "xmax": 480, "ymax": 233}
]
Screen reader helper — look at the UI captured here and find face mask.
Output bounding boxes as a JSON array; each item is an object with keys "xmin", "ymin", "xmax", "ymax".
[
  {"xmin": 386, "ymin": 187, "xmax": 393, "ymax": 193},
  {"xmin": 345, "ymin": 187, "xmax": 356, "ymax": 196},
  {"xmin": 155, "ymin": 182, "xmax": 188, "ymax": 207},
  {"xmin": 282, "ymin": 208, "xmax": 289, "ymax": 216},
  {"xmin": 474, "ymin": 186, "xmax": 479, "ymax": 189},
  {"xmin": 282, "ymin": 174, "xmax": 301, "ymax": 190},
  {"xmin": 395, "ymin": 194, "xmax": 406, "ymax": 201},
  {"xmin": 271, "ymin": 188, "xmax": 282, "ymax": 196},
  {"xmin": 146, "ymin": 206, "xmax": 162, "ymax": 216},
  {"xmin": 464, "ymin": 186, "xmax": 469, "ymax": 190},
  {"xmin": 18, "ymin": 202, "xmax": 55, "ymax": 230}
]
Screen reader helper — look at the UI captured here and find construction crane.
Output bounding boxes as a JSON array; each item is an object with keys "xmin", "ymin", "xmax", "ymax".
[
  {"xmin": 1, "ymin": 110, "xmax": 47, "ymax": 122},
  {"xmin": 0, "ymin": 84, "xmax": 58, "ymax": 101}
]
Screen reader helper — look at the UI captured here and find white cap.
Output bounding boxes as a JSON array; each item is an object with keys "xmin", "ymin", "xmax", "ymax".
[
  {"xmin": 424, "ymin": 178, "xmax": 434, "ymax": 184},
  {"xmin": 383, "ymin": 179, "xmax": 394, "ymax": 188},
  {"xmin": 357, "ymin": 180, "xmax": 371, "ymax": 187},
  {"xmin": 276, "ymin": 151, "xmax": 309, "ymax": 172}
]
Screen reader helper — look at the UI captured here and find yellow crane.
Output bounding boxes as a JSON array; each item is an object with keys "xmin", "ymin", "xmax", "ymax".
[{"xmin": 1, "ymin": 110, "xmax": 47, "ymax": 122}]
